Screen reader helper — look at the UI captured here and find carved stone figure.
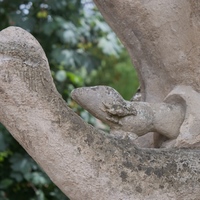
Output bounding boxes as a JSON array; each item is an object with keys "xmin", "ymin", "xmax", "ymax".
[
  {"xmin": 71, "ymin": 86, "xmax": 186, "ymax": 147},
  {"xmin": 72, "ymin": 0, "xmax": 200, "ymax": 148},
  {"xmin": 1, "ymin": 1, "xmax": 200, "ymax": 199}
]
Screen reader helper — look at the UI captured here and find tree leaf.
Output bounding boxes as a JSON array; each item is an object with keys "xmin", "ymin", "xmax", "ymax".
[
  {"xmin": 56, "ymin": 70, "xmax": 67, "ymax": 82},
  {"xmin": 0, "ymin": 179, "xmax": 13, "ymax": 189}
]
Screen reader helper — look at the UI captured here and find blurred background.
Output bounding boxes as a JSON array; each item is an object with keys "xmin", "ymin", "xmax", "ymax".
[{"xmin": 0, "ymin": 0, "xmax": 139, "ymax": 199}]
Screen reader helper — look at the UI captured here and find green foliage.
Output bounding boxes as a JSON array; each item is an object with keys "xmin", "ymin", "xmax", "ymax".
[
  {"xmin": 90, "ymin": 51, "xmax": 139, "ymax": 100},
  {"xmin": 0, "ymin": 0, "xmax": 139, "ymax": 199}
]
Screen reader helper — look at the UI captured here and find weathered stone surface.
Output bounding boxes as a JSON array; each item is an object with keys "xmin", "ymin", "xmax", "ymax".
[
  {"xmin": 0, "ymin": 26, "xmax": 200, "ymax": 200},
  {"xmin": 93, "ymin": 0, "xmax": 200, "ymax": 102},
  {"xmin": 70, "ymin": 0, "xmax": 200, "ymax": 149},
  {"xmin": 71, "ymin": 86, "xmax": 185, "ymax": 143},
  {"xmin": 165, "ymin": 86, "xmax": 200, "ymax": 148}
]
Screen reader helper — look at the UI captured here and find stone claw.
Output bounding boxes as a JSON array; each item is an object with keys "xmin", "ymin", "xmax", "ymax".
[
  {"xmin": 102, "ymin": 101, "xmax": 137, "ymax": 117},
  {"xmin": 106, "ymin": 116, "xmax": 122, "ymax": 125}
]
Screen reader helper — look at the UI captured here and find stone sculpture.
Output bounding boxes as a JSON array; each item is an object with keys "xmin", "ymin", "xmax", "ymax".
[
  {"xmin": 72, "ymin": 83, "xmax": 200, "ymax": 149},
  {"xmin": 71, "ymin": 86, "xmax": 185, "ymax": 148},
  {"xmin": 1, "ymin": 1, "xmax": 200, "ymax": 199},
  {"xmin": 72, "ymin": 0, "xmax": 200, "ymax": 149}
]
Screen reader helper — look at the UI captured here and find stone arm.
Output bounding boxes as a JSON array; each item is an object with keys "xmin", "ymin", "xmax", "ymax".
[
  {"xmin": 71, "ymin": 86, "xmax": 186, "ymax": 148},
  {"xmin": 0, "ymin": 26, "xmax": 200, "ymax": 200}
]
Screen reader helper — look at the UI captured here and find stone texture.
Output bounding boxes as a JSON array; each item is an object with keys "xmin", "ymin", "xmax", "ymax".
[
  {"xmin": 1, "ymin": 0, "xmax": 200, "ymax": 198},
  {"xmin": 93, "ymin": 0, "xmax": 200, "ymax": 101},
  {"xmin": 71, "ymin": 0, "xmax": 200, "ymax": 148}
]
